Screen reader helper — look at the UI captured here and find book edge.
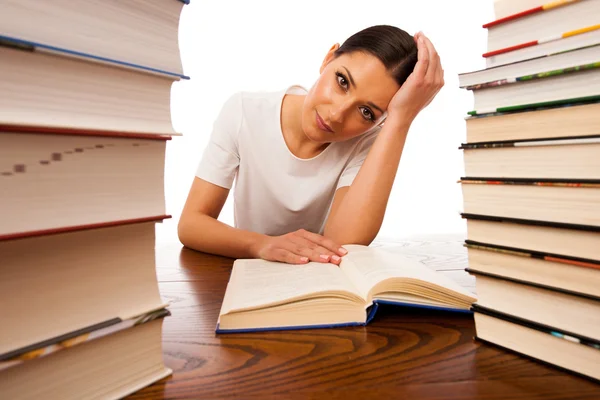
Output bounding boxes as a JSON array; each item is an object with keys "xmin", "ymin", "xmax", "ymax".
[
  {"xmin": 459, "ymin": 134, "xmax": 600, "ymax": 148},
  {"xmin": 464, "ymin": 240, "xmax": 600, "ymax": 266},
  {"xmin": 483, "ymin": 4, "xmax": 544, "ymax": 29},
  {"xmin": 214, "ymin": 300, "xmax": 472, "ymax": 334},
  {"xmin": 0, "ymin": 215, "xmax": 171, "ymax": 242},
  {"xmin": 465, "ymin": 98, "xmax": 600, "ymax": 119},
  {"xmin": 483, "ymin": 0, "xmax": 583, "ymax": 29},
  {"xmin": 472, "ymin": 304, "xmax": 600, "ymax": 345},
  {"xmin": 467, "ymin": 268, "xmax": 600, "ymax": 301},
  {"xmin": 461, "ymin": 212, "xmax": 600, "ymax": 232},
  {"xmin": 0, "ymin": 124, "xmax": 178, "ymax": 140},
  {"xmin": 459, "ymin": 45, "xmax": 600, "ymax": 87},
  {"xmin": 459, "ymin": 177, "xmax": 600, "ymax": 184},
  {"xmin": 473, "ymin": 335, "xmax": 600, "ymax": 384},
  {"xmin": 468, "ymin": 94, "xmax": 600, "ymax": 116},
  {"xmin": 0, "ymin": 34, "xmax": 189, "ymax": 80},
  {"xmin": 458, "ymin": 44, "xmax": 600, "ymax": 80},
  {"xmin": 215, "ymin": 321, "xmax": 366, "ymax": 334},
  {"xmin": 104, "ymin": 367, "xmax": 173, "ymax": 400},
  {"xmin": 0, "ymin": 308, "xmax": 171, "ymax": 370},
  {"xmin": 372, "ymin": 299, "xmax": 474, "ymax": 314}
]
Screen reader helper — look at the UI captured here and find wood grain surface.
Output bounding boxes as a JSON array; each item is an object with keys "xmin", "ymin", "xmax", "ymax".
[{"xmin": 128, "ymin": 236, "xmax": 600, "ymax": 399}]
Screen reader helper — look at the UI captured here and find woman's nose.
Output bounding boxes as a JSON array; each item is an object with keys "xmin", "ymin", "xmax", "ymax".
[{"xmin": 329, "ymin": 99, "xmax": 352, "ymax": 123}]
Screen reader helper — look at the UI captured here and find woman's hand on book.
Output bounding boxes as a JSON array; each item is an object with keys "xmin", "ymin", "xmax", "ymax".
[
  {"xmin": 386, "ymin": 32, "xmax": 444, "ymax": 127},
  {"xmin": 251, "ymin": 229, "xmax": 348, "ymax": 265}
]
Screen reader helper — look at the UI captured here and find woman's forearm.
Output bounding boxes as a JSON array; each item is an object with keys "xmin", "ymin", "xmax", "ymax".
[
  {"xmin": 324, "ymin": 118, "xmax": 411, "ymax": 244},
  {"xmin": 324, "ymin": 31, "xmax": 444, "ymax": 245},
  {"xmin": 178, "ymin": 212, "xmax": 267, "ymax": 259}
]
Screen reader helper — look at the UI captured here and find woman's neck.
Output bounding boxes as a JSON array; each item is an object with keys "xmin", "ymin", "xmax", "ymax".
[{"xmin": 281, "ymin": 94, "xmax": 329, "ymax": 159}]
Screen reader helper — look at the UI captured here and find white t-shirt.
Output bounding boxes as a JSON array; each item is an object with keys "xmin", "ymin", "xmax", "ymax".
[{"xmin": 195, "ymin": 85, "xmax": 378, "ymax": 236}]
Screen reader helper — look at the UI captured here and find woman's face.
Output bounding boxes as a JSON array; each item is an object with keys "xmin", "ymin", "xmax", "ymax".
[{"xmin": 301, "ymin": 46, "xmax": 400, "ymax": 143}]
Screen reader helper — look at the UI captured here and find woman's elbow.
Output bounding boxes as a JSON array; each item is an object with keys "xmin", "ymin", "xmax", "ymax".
[{"xmin": 177, "ymin": 214, "xmax": 193, "ymax": 247}]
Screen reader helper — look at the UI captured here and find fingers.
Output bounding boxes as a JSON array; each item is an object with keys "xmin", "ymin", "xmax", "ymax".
[
  {"xmin": 420, "ymin": 34, "xmax": 445, "ymax": 90},
  {"xmin": 412, "ymin": 32, "xmax": 429, "ymax": 81},
  {"xmin": 306, "ymin": 243, "xmax": 342, "ymax": 265},
  {"xmin": 273, "ymin": 249, "xmax": 310, "ymax": 265},
  {"xmin": 297, "ymin": 229, "xmax": 347, "ymax": 257},
  {"xmin": 273, "ymin": 247, "xmax": 341, "ymax": 266},
  {"xmin": 289, "ymin": 236, "xmax": 338, "ymax": 264},
  {"xmin": 262, "ymin": 229, "xmax": 348, "ymax": 266},
  {"xmin": 291, "ymin": 236, "xmax": 341, "ymax": 264}
]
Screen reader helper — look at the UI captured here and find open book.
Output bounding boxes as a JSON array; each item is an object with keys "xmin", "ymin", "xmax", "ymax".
[{"xmin": 216, "ymin": 245, "xmax": 477, "ymax": 333}]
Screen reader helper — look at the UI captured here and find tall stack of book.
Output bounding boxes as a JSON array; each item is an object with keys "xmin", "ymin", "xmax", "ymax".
[
  {"xmin": 0, "ymin": 0, "xmax": 189, "ymax": 398},
  {"xmin": 457, "ymin": 0, "xmax": 600, "ymax": 382}
]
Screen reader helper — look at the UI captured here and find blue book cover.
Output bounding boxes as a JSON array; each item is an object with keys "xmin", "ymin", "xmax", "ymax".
[
  {"xmin": 0, "ymin": 35, "xmax": 190, "ymax": 80},
  {"xmin": 214, "ymin": 246, "xmax": 476, "ymax": 334},
  {"xmin": 215, "ymin": 300, "xmax": 472, "ymax": 334}
]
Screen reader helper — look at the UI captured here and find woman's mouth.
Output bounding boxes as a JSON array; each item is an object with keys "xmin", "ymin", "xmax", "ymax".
[{"xmin": 315, "ymin": 111, "xmax": 334, "ymax": 133}]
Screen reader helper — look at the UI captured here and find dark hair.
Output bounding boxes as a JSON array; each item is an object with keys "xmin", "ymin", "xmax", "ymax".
[{"xmin": 334, "ymin": 25, "xmax": 418, "ymax": 86}]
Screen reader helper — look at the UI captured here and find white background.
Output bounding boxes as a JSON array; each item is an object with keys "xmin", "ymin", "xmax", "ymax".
[{"xmin": 158, "ymin": 0, "xmax": 495, "ymax": 243}]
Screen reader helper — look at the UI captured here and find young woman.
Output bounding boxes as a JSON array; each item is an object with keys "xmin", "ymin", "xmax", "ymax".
[{"xmin": 178, "ymin": 25, "xmax": 444, "ymax": 266}]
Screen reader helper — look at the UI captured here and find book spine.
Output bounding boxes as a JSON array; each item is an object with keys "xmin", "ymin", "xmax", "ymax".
[
  {"xmin": 0, "ymin": 35, "xmax": 190, "ymax": 80},
  {"xmin": 0, "ymin": 215, "xmax": 171, "ymax": 241},
  {"xmin": 0, "ymin": 124, "xmax": 173, "ymax": 140},
  {"xmin": 373, "ymin": 300, "xmax": 473, "ymax": 314},
  {"xmin": 518, "ymin": 61, "xmax": 600, "ymax": 81},
  {"xmin": 459, "ymin": 135, "xmax": 600, "ymax": 149},
  {"xmin": 468, "ymin": 269, "xmax": 600, "ymax": 301},
  {"xmin": 0, "ymin": 309, "xmax": 171, "ymax": 371},
  {"xmin": 482, "ymin": 0, "xmax": 580, "ymax": 28},
  {"xmin": 461, "ymin": 212, "xmax": 600, "ymax": 232},
  {"xmin": 465, "ymin": 61, "xmax": 600, "ymax": 90},
  {"xmin": 464, "ymin": 241, "xmax": 600, "ymax": 269},
  {"xmin": 482, "ymin": 23, "xmax": 600, "ymax": 58},
  {"xmin": 484, "ymin": 40, "xmax": 539, "ymax": 58},
  {"xmin": 459, "ymin": 178, "xmax": 600, "ymax": 187},
  {"xmin": 215, "ymin": 321, "xmax": 366, "ymax": 334},
  {"xmin": 366, "ymin": 302, "xmax": 380, "ymax": 324},
  {"xmin": 472, "ymin": 304, "xmax": 600, "ymax": 348},
  {"xmin": 467, "ymin": 94, "xmax": 600, "ymax": 115}
]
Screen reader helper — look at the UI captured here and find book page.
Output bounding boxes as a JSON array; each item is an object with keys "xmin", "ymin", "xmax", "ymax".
[
  {"xmin": 340, "ymin": 246, "xmax": 476, "ymax": 301},
  {"xmin": 220, "ymin": 259, "xmax": 364, "ymax": 315}
]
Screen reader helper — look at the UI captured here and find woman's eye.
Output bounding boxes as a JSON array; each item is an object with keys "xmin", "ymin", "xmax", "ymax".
[
  {"xmin": 360, "ymin": 107, "xmax": 375, "ymax": 121},
  {"xmin": 336, "ymin": 72, "xmax": 348, "ymax": 89}
]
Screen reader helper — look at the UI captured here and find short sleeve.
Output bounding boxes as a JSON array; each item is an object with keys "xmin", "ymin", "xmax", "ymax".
[
  {"xmin": 195, "ymin": 92, "xmax": 242, "ymax": 189},
  {"xmin": 336, "ymin": 131, "xmax": 378, "ymax": 189}
]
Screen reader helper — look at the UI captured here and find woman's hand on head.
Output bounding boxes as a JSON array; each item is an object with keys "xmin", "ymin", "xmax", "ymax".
[
  {"xmin": 251, "ymin": 229, "xmax": 347, "ymax": 265},
  {"xmin": 387, "ymin": 32, "xmax": 445, "ymax": 126}
]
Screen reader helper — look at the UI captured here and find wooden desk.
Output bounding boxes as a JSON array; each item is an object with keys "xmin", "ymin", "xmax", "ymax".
[{"xmin": 129, "ymin": 236, "xmax": 599, "ymax": 399}]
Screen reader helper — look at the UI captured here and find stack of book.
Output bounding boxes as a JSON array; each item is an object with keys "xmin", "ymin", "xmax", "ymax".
[
  {"xmin": 0, "ymin": 0, "xmax": 189, "ymax": 398},
  {"xmin": 458, "ymin": 0, "xmax": 600, "ymax": 382}
]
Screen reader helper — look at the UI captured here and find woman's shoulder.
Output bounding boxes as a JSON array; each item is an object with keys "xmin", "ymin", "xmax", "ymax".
[
  {"xmin": 225, "ymin": 85, "xmax": 306, "ymax": 108},
  {"xmin": 216, "ymin": 85, "xmax": 304, "ymax": 128}
]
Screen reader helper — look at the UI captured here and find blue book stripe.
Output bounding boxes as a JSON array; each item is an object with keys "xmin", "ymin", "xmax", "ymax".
[
  {"xmin": 179, "ymin": 0, "xmax": 190, "ymax": 4},
  {"xmin": 215, "ymin": 321, "xmax": 365, "ymax": 334},
  {"xmin": 373, "ymin": 299, "xmax": 473, "ymax": 314},
  {"xmin": 215, "ymin": 301, "xmax": 471, "ymax": 333},
  {"xmin": 0, "ymin": 35, "xmax": 190, "ymax": 80}
]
